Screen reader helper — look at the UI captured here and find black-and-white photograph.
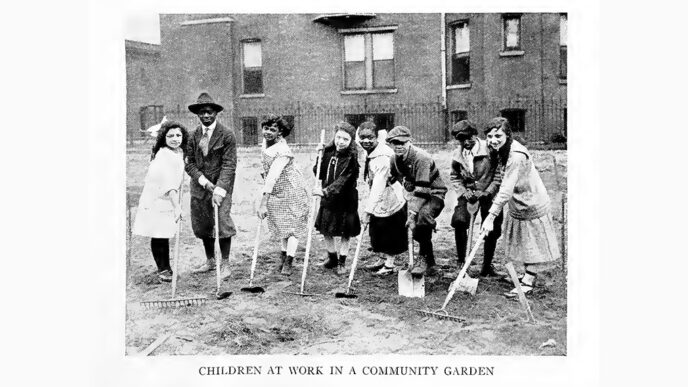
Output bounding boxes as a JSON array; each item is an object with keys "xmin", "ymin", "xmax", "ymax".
[{"xmin": 124, "ymin": 12, "xmax": 568, "ymax": 356}]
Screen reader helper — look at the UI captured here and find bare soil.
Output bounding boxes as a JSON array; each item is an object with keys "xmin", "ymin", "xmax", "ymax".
[{"xmin": 126, "ymin": 143, "xmax": 567, "ymax": 356}]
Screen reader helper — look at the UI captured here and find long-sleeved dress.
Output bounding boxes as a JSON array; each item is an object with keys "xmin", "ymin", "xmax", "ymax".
[
  {"xmin": 261, "ymin": 139, "xmax": 309, "ymax": 240},
  {"xmin": 313, "ymin": 143, "xmax": 361, "ymax": 238},
  {"xmin": 488, "ymin": 140, "xmax": 561, "ymax": 268},
  {"xmin": 133, "ymin": 147, "xmax": 185, "ymax": 238}
]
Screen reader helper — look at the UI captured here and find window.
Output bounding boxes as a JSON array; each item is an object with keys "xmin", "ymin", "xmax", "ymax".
[
  {"xmin": 345, "ymin": 113, "xmax": 395, "ymax": 133},
  {"xmin": 500, "ymin": 109, "xmax": 526, "ymax": 132},
  {"xmin": 281, "ymin": 115, "xmax": 295, "ymax": 143},
  {"xmin": 450, "ymin": 110, "xmax": 468, "ymax": 124},
  {"xmin": 242, "ymin": 40, "xmax": 263, "ymax": 94},
  {"xmin": 241, "ymin": 117, "xmax": 259, "ymax": 145},
  {"xmin": 560, "ymin": 14, "xmax": 567, "ymax": 79},
  {"xmin": 451, "ymin": 21, "xmax": 470, "ymax": 84},
  {"xmin": 139, "ymin": 105, "xmax": 164, "ymax": 132},
  {"xmin": 343, "ymin": 32, "xmax": 395, "ymax": 90},
  {"xmin": 502, "ymin": 14, "xmax": 521, "ymax": 51}
]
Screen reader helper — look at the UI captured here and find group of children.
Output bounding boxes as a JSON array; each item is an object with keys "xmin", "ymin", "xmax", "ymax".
[{"xmin": 133, "ymin": 104, "xmax": 561, "ymax": 298}]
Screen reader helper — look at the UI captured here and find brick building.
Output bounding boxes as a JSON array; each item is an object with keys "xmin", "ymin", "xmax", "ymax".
[
  {"xmin": 128, "ymin": 13, "xmax": 567, "ymax": 145},
  {"xmin": 125, "ymin": 40, "xmax": 163, "ymax": 142}
]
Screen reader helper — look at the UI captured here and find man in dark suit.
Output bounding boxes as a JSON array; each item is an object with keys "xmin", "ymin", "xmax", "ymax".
[{"xmin": 185, "ymin": 92, "xmax": 237, "ymax": 280}]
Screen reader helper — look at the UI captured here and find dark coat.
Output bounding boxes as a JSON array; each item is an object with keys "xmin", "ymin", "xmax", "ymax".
[
  {"xmin": 185, "ymin": 121, "xmax": 237, "ymax": 238},
  {"xmin": 314, "ymin": 144, "xmax": 359, "ymax": 211},
  {"xmin": 390, "ymin": 145, "xmax": 447, "ymax": 214}
]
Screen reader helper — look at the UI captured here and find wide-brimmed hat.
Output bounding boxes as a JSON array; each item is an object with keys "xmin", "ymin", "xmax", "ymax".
[
  {"xmin": 188, "ymin": 92, "xmax": 224, "ymax": 114},
  {"xmin": 386, "ymin": 126, "xmax": 412, "ymax": 143}
]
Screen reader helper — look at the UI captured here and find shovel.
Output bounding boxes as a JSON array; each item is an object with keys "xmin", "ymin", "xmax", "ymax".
[
  {"xmin": 452, "ymin": 199, "xmax": 482, "ymax": 294},
  {"xmin": 335, "ymin": 224, "xmax": 368, "ymax": 299},
  {"xmin": 398, "ymin": 227, "xmax": 424, "ymax": 298},
  {"xmin": 240, "ymin": 218, "xmax": 265, "ymax": 293}
]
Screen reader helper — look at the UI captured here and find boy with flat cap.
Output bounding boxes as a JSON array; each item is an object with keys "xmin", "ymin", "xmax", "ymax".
[
  {"xmin": 449, "ymin": 120, "xmax": 503, "ymax": 277},
  {"xmin": 387, "ymin": 126, "xmax": 447, "ymax": 276},
  {"xmin": 185, "ymin": 92, "xmax": 237, "ymax": 280}
]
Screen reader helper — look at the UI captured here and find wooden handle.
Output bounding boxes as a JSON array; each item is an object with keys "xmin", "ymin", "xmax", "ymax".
[
  {"xmin": 214, "ymin": 204, "xmax": 221, "ymax": 294},
  {"xmin": 346, "ymin": 224, "xmax": 368, "ymax": 291},
  {"xmin": 172, "ymin": 188, "xmax": 183, "ymax": 298},
  {"xmin": 505, "ymin": 262, "xmax": 536, "ymax": 323},
  {"xmin": 249, "ymin": 219, "xmax": 262, "ymax": 283},
  {"xmin": 441, "ymin": 231, "xmax": 486, "ymax": 310},
  {"xmin": 407, "ymin": 227, "xmax": 414, "ymax": 267}
]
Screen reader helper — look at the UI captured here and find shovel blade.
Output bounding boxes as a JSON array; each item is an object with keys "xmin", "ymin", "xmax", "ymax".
[
  {"xmin": 398, "ymin": 269, "xmax": 425, "ymax": 298},
  {"xmin": 452, "ymin": 276, "xmax": 479, "ymax": 296}
]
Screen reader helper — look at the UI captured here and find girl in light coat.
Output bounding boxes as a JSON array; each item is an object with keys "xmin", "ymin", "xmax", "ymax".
[{"xmin": 133, "ymin": 121, "xmax": 189, "ymax": 283}]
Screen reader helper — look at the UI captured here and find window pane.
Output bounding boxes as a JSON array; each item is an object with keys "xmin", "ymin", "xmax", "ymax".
[
  {"xmin": 372, "ymin": 33, "xmax": 394, "ymax": 60},
  {"xmin": 451, "ymin": 55, "xmax": 470, "ymax": 84},
  {"xmin": 560, "ymin": 46, "xmax": 567, "ymax": 79},
  {"xmin": 560, "ymin": 14, "xmax": 567, "ymax": 46},
  {"xmin": 501, "ymin": 109, "xmax": 525, "ymax": 132},
  {"xmin": 454, "ymin": 23, "xmax": 470, "ymax": 54},
  {"xmin": 241, "ymin": 117, "xmax": 258, "ymax": 145},
  {"xmin": 505, "ymin": 18, "xmax": 520, "ymax": 48},
  {"xmin": 373, "ymin": 59, "xmax": 394, "ymax": 88},
  {"xmin": 344, "ymin": 34, "xmax": 365, "ymax": 62},
  {"xmin": 243, "ymin": 42, "xmax": 262, "ymax": 67},
  {"xmin": 244, "ymin": 68, "xmax": 263, "ymax": 94},
  {"xmin": 345, "ymin": 61, "xmax": 365, "ymax": 89}
]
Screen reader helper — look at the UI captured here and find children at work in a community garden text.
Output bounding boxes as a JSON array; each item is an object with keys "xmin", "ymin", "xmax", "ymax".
[
  {"xmin": 479, "ymin": 117, "xmax": 561, "ymax": 297},
  {"xmin": 256, "ymin": 114, "xmax": 310, "ymax": 276},
  {"xmin": 312, "ymin": 122, "xmax": 362, "ymax": 275},
  {"xmin": 132, "ymin": 121, "xmax": 188, "ymax": 283}
]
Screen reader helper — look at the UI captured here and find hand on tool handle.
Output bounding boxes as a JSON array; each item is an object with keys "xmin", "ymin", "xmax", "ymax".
[
  {"xmin": 256, "ymin": 194, "xmax": 268, "ymax": 219},
  {"xmin": 480, "ymin": 213, "xmax": 497, "ymax": 234}
]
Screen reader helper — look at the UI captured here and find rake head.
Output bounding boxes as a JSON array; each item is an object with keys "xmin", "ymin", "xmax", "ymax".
[
  {"xmin": 416, "ymin": 308, "xmax": 466, "ymax": 323},
  {"xmin": 140, "ymin": 297, "xmax": 208, "ymax": 309}
]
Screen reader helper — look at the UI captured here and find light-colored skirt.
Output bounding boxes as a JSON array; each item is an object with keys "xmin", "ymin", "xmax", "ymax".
[{"xmin": 503, "ymin": 210, "xmax": 561, "ymax": 269}]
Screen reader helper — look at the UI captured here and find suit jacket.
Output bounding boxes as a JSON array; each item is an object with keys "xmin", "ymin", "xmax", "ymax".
[
  {"xmin": 185, "ymin": 121, "xmax": 237, "ymax": 238},
  {"xmin": 185, "ymin": 121, "xmax": 237, "ymax": 201}
]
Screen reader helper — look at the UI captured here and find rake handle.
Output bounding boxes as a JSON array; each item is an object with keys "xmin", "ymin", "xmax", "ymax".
[
  {"xmin": 505, "ymin": 261, "xmax": 536, "ymax": 323},
  {"xmin": 248, "ymin": 218, "xmax": 262, "ymax": 284},
  {"xmin": 299, "ymin": 129, "xmax": 327, "ymax": 294},
  {"xmin": 171, "ymin": 186, "xmax": 183, "ymax": 298},
  {"xmin": 465, "ymin": 200, "xmax": 480, "ymax": 257},
  {"xmin": 441, "ymin": 231, "xmax": 486, "ymax": 310},
  {"xmin": 214, "ymin": 204, "xmax": 221, "ymax": 295},
  {"xmin": 346, "ymin": 224, "xmax": 368, "ymax": 292}
]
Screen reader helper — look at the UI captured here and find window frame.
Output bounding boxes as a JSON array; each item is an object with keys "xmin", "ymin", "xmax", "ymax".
[
  {"xmin": 559, "ymin": 14, "xmax": 567, "ymax": 80},
  {"xmin": 450, "ymin": 20, "xmax": 471, "ymax": 85},
  {"xmin": 502, "ymin": 14, "xmax": 522, "ymax": 52},
  {"xmin": 241, "ymin": 39, "xmax": 264, "ymax": 96},
  {"xmin": 240, "ymin": 116, "xmax": 259, "ymax": 145},
  {"xmin": 500, "ymin": 108, "xmax": 526, "ymax": 133},
  {"xmin": 340, "ymin": 27, "xmax": 397, "ymax": 92},
  {"xmin": 450, "ymin": 110, "xmax": 469, "ymax": 124}
]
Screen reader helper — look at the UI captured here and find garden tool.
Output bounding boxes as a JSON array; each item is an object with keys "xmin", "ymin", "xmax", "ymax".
[
  {"xmin": 141, "ymin": 188, "xmax": 207, "ymax": 309},
  {"xmin": 335, "ymin": 224, "xmax": 368, "ymax": 299},
  {"xmin": 284, "ymin": 129, "xmax": 326, "ymax": 298},
  {"xmin": 240, "ymin": 218, "xmax": 265, "ymax": 293},
  {"xmin": 398, "ymin": 227, "xmax": 425, "ymax": 298},
  {"xmin": 453, "ymin": 199, "xmax": 482, "ymax": 293},
  {"xmin": 416, "ymin": 231, "xmax": 487, "ymax": 322},
  {"xmin": 214, "ymin": 203, "xmax": 232, "ymax": 300},
  {"xmin": 504, "ymin": 261, "xmax": 536, "ymax": 323}
]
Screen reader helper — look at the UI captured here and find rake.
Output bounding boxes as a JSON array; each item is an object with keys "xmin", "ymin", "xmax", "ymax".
[
  {"xmin": 416, "ymin": 231, "xmax": 487, "ymax": 322},
  {"xmin": 214, "ymin": 204, "xmax": 233, "ymax": 300},
  {"xmin": 335, "ymin": 224, "xmax": 368, "ymax": 299},
  {"xmin": 141, "ymin": 188, "xmax": 208, "ymax": 309},
  {"xmin": 284, "ymin": 129, "xmax": 326, "ymax": 298}
]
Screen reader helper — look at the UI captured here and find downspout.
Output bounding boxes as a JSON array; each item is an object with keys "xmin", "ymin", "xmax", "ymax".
[{"xmin": 440, "ymin": 13, "xmax": 448, "ymax": 141}]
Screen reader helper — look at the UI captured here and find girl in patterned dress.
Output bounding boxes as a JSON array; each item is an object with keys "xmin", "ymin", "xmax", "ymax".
[
  {"xmin": 257, "ymin": 115, "xmax": 310, "ymax": 276},
  {"xmin": 312, "ymin": 122, "xmax": 362, "ymax": 275}
]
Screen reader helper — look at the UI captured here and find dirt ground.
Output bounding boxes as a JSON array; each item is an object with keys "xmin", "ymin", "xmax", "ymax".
[{"xmin": 125, "ymin": 142, "xmax": 567, "ymax": 356}]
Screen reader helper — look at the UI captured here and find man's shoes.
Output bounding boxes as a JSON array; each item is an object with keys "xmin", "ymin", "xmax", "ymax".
[
  {"xmin": 373, "ymin": 265, "xmax": 395, "ymax": 276},
  {"xmin": 410, "ymin": 257, "xmax": 427, "ymax": 276},
  {"xmin": 192, "ymin": 260, "xmax": 215, "ymax": 273},
  {"xmin": 364, "ymin": 258, "xmax": 386, "ymax": 271},
  {"xmin": 158, "ymin": 269, "xmax": 173, "ymax": 283}
]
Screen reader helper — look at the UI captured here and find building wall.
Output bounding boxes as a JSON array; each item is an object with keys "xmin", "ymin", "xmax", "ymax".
[
  {"xmin": 445, "ymin": 13, "xmax": 567, "ymax": 143},
  {"xmin": 125, "ymin": 40, "xmax": 162, "ymax": 140}
]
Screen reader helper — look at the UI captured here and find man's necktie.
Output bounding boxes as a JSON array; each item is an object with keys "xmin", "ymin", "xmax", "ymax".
[{"xmin": 200, "ymin": 128, "xmax": 209, "ymax": 157}]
